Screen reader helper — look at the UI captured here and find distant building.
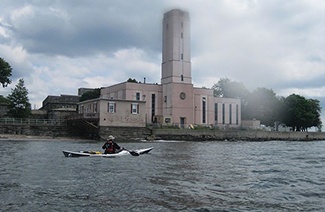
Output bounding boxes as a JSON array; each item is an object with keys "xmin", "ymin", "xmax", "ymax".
[
  {"xmin": 40, "ymin": 94, "xmax": 79, "ymax": 119},
  {"xmin": 40, "ymin": 95, "xmax": 80, "ymax": 111},
  {"xmin": 77, "ymin": 9, "xmax": 241, "ymax": 128},
  {"xmin": 78, "ymin": 88, "xmax": 97, "ymax": 96},
  {"xmin": 0, "ymin": 95, "xmax": 9, "ymax": 118},
  {"xmin": 0, "ymin": 102, "xmax": 9, "ymax": 118},
  {"xmin": 241, "ymin": 119, "xmax": 261, "ymax": 129}
]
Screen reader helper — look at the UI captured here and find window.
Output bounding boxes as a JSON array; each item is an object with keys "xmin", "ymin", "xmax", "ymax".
[
  {"xmin": 229, "ymin": 104, "xmax": 232, "ymax": 124},
  {"xmin": 94, "ymin": 102, "xmax": 97, "ymax": 113},
  {"xmin": 181, "ymin": 53, "xmax": 183, "ymax": 60},
  {"xmin": 222, "ymin": 103, "xmax": 225, "ymax": 124},
  {"xmin": 181, "ymin": 32, "xmax": 183, "ymax": 38},
  {"xmin": 151, "ymin": 94, "xmax": 156, "ymax": 122},
  {"xmin": 181, "ymin": 75, "xmax": 184, "ymax": 81},
  {"xmin": 131, "ymin": 103, "xmax": 139, "ymax": 114},
  {"xmin": 202, "ymin": 97, "xmax": 206, "ymax": 124},
  {"xmin": 214, "ymin": 103, "xmax": 218, "ymax": 123},
  {"xmin": 136, "ymin": 92, "xmax": 140, "ymax": 101},
  {"xmin": 108, "ymin": 102, "xmax": 116, "ymax": 113},
  {"xmin": 236, "ymin": 104, "xmax": 239, "ymax": 125}
]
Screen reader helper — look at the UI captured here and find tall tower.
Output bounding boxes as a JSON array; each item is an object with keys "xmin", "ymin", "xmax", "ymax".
[
  {"xmin": 162, "ymin": 9, "xmax": 191, "ymax": 84},
  {"xmin": 161, "ymin": 9, "xmax": 193, "ymax": 127}
]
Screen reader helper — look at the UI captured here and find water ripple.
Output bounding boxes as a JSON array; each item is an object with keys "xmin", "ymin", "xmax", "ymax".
[{"xmin": 0, "ymin": 140, "xmax": 324, "ymax": 211}]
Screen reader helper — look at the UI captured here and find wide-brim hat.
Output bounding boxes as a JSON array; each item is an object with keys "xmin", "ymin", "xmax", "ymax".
[{"xmin": 108, "ymin": 135, "xmax": 115, "ymax": 140}]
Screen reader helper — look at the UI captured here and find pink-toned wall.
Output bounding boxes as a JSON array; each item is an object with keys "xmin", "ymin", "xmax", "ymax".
[
  {"xmin": 101, "ymin": 82, "xmax": 162, "ymax": 124},
  {"xmin": 193, "ymin": 87, "xmax": 241, "ymax": 127},
  {"xmin": 78, "ymin": 98, "xmax": 146, "ymax": 127},
  {"xmin": 99, "ymin": 99, "xmax": 146, "ymax": 127},
  {"xmin": 97, "ymin": 82, "xmax": 242, "ymax": 127},
  {"xmin": 162, "ymin": 83, "xmax": 194, "ymax": 125}
]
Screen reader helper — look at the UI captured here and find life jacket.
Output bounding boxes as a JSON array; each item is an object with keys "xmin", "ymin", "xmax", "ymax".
[{"xmin": 105, "ymin": 141, "xmax": 114, "ymax": 154}]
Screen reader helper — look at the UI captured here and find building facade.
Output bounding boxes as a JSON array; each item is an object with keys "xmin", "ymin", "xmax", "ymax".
[
  {"xmin": 39, "ymin": 94, "xmax": 79, "ymax": 120},
  {"xmin": 41, "ymin": 95, "xmax": 79, "ymax": 111},
  {"xmin": 78, "ymin": 9, "xmax": 241, "ymax": 128}
]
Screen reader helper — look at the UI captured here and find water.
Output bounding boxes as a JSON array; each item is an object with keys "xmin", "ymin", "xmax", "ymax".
[{"xmin": 0, "ymin": 139, "xmax": 324, "ymax": 211}]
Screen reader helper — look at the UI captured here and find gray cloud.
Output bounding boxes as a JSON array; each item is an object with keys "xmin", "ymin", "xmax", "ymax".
[{"xmin": 3, "ymin": 0, "xmax": 164, "ymax": 57}]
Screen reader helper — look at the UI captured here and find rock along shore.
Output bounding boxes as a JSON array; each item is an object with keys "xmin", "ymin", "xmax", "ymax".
[{"xmin": 151, "ymin": 129, "xmax": 325, "ymax": 141}]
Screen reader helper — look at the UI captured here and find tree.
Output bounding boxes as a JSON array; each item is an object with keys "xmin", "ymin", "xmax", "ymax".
[
  {"xmin": 79, "ymin": 88, "xmax": 100, "ymax": 102},
  {"xmin": 283, "ymin": 94, "xmax": 322, "ymax": 131},
  {"xmin": 244, "ymin": 87, "xmax": 283, "ymax": 126},
  {"xmin": 304, "ymin": 99, "xmax": 322, "ymax": 131},
  {"xmin": 211, "ymin": 78, "xmax": 323, "ymax": 130},
  {"xmin": 212, "ymin": 78, "xmax": 250, "ymax": 119},
  {"xmin": 212, "ymin": 78, "xmax": 249, "ymax": 98},
  {"xmin": 127, "ymin": 78, "xmax": 138, "ymax": 83},
  {"xmin": 7, "ymin": 78, "xmax": 31, "ymax": 118},
  {"xmin": 0, "ymin": 57, "xmax": 13, "ymax": 88}
]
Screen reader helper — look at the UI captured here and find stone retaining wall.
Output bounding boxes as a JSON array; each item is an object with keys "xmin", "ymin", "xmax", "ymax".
[
  {"xmin": 1, "ymin": 123, "xmax": 324, "ymax": 141},
  {"xmin": 152, "ymin": 129, "xmax": 325, "ymax": 141},
  {"xmin": 99, "ymin": 126, "xmax": 151, "ymax": 142},
  {"xmin": 0, "ymin": 124, "xmax": 71, "ymax": 138}
]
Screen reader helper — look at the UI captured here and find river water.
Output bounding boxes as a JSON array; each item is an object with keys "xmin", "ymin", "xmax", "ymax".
[{"xmin": 0, "ymin": 139, "xmax": 324, "ymax": 211}]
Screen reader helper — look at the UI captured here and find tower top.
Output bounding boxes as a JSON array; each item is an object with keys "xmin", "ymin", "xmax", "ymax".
[
  {"xmin": 161, "ymin": 8, "xmax": 191, "ymax": 85},
  {"xmin": 164, "ymin": 9, "xmax": 189, "ymax": 19}
]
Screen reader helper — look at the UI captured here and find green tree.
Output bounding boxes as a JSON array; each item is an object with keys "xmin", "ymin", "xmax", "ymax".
[
  {"xmin": 79, "ymin": 88, "xmax": 100, "ymax": 102},
  {"xmin": 127, "ymin": 78, "xmax": 138, "ymax": 83},
  {"xmin": 283, "ymin": 94, "xmax": 322, "ymax": 131},
  {"xmin": 304, "ymin": 99, "xmax": 322, "ymax": 131},
  {"xmin": 7, "ymin": 78, "xmax": 31, "ymax": 118},
  {"xmin": 0, "ymin": 57, "xmax": 13, "ymax": 88},
  {"xmin": 211, "ymin": 78, "xmax": 323, "ymax": 130},
  {"xmin": 212, "ymin": 78, "xmax": 249, "ymax": 98}
]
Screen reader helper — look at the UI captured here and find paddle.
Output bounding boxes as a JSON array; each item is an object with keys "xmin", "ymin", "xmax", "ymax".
[
  {"xmin": 100, "ymin": 136, "xmax": 139, "ymax": 156},
  {"xmin": 122, "ymin": 148, "xmax": 139, "ymax": 156}
]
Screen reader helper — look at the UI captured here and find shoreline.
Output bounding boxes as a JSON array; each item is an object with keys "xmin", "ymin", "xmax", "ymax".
[{"xmin": 2, "ymin": 130, "xmax": 325, "ymax": 142}]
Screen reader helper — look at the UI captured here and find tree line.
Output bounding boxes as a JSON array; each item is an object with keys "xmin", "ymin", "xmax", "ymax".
[
  {"xmin": 212, "ymin": 78, "xmax": 322, "ymax": 131},
  {"xmin": 0, "ymin": 57, "xmax": 31, "ymax": 118}
]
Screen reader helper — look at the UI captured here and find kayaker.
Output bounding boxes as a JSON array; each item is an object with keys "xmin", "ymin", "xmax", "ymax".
[{"xmin": 102, "ymin": 135, "xmax": 123, "ymax": 154}]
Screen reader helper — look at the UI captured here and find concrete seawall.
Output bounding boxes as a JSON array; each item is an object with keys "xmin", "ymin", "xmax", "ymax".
[
  {"xmin": 152, "ymin": 129, "xmax": 325, "ymax": 141},
  {"xmin": 1, "ymin": 122, "xmax": 325, "ymax": 141},
  {"xmin": 0, "ymin": 124, "xmax": 71, "ymax": 138}
]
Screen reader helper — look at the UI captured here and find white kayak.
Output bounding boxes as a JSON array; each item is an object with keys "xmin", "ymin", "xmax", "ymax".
[{"xmin": 62, "ymin": 147, "xmax": 153, "ymax": 158}]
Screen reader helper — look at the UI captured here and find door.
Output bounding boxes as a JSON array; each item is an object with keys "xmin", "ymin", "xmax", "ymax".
[{"xmin": 180, "ymin": 117, "xmax": 185, "ymax": 129}]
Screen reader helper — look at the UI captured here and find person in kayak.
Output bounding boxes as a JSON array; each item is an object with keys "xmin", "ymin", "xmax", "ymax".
[{"xmin": 102, "ymin": 135, "xmax": 123, "ymax": 154}]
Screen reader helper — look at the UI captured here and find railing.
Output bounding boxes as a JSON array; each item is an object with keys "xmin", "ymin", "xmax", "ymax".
[
  {"xmin": 0, "ymin": 118, "xmax": 67, "ymax": 126},
  {"xmin": 67, "ymin": 113, "xmax": 99, "ymax": 120}
]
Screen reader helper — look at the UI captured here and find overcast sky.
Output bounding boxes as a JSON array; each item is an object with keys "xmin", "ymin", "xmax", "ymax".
[{"xmin": 1, "ymin": 0, "xmax": 325, "ymax": 125}]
